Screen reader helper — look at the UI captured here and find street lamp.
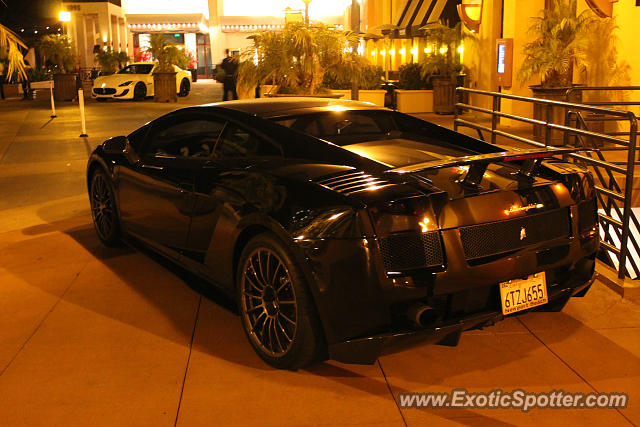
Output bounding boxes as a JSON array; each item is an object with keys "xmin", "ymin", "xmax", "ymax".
[
  {"xmin": 301, "ymin": 0, "xmax": 312, "ymax": 27},
  {"xmin": 59, "ymin": 11, "xmax": 71, "ymax": 37}
]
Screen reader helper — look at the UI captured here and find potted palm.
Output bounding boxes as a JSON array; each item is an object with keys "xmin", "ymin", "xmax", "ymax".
[
  {"xmin": 238, "ymin": 23, "xmax": 359, "ymax": 97},
  {"xmin": 420, "ymin": 22, "xmax": 469, "ymax": 114},
  {"xmin": 95, "ymin": 48, "xmax": 129, "ymax": 75},
  {"xmin": 40, "ymin": 34, "xmax": 77, "ymax": 101},
  {"xmin": 395, "ymin": 63, "xmax": 433, "ymax": 113},
  {"xmin": 147, "ymin": 34, "xmax": 189, "ymax": 102},
  {"xmin": 324, "ymin": 57, "xmax": 386, "ymax": 106},
  {"xmin": 517, "ymin": 0, "xmax": 594, "ymax": 141},
  {"xmin": 0, "ymin": 58, "xmax": 20, "ymax": 97}
]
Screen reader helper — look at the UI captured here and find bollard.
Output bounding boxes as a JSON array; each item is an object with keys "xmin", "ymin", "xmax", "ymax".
[
  {"xmin": 78, "ymin": 88, "xmax": 88, "ymax": 137},
  {"xmin": 49, "ymin": 81, "xmax": 56, "ymax": 118}
]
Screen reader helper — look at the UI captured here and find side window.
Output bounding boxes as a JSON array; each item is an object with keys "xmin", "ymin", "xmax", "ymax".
[
  {"xmin": 215, "ymin": 123, "xmax": 282, "ymax": 158},
  {"xmin": 144, "ymin": 117, "xmax": 226, "ymax": 158},
  {"xmin": 127, "ymin": 124, "xmax": 150, "ymax": 152}
]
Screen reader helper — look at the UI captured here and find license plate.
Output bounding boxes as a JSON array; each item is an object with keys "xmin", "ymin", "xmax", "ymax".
[{"xmin": 499, "ymin": 272, "xmax": 548, "ymax": 315}]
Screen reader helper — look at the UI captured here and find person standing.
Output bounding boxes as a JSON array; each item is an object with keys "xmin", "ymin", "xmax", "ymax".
[{"xmin": 221, "ymin": 49, "xmax": 238, "ymax": 101}]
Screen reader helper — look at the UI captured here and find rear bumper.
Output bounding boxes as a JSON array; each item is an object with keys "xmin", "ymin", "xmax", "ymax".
[{"xmin": 327, "ymin": 266, "xmax": 595, "ymax": 365}]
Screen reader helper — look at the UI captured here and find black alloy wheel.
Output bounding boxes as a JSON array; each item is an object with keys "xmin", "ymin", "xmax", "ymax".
[
  {"xmin": 237, "ymin": 233, "xmax": 325, "ymax": 369},
  {"xmin": 178, "ymin": 78, "xmax": 190, "ymax": 97},
  {"xmin": 90, "ymin": 170, "xmax": 121, "ymax": 246},
  {"xmin": 133, "ymin": 82, "xmax": 146, "ymax": 101}
]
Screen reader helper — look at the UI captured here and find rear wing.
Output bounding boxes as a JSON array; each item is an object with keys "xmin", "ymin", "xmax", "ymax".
[{"xmin": 387, "ymin": 147, "xmax": 578, "ymax": 186}]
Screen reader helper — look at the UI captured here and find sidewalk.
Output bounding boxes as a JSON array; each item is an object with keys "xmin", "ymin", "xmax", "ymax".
[{"xmin": 0, "ymin": 87, "xmax": 639, "ymax": 426}]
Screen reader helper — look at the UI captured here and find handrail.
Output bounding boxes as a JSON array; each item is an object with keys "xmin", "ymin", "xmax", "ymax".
[{"xmin": 454, "ymin": 87, "xmax": 639, "ymax": 279}]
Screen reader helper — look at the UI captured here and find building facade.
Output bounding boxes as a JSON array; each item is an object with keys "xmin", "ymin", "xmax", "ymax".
[
  {"xmin": 61, "ymin": 0, "xmax": 353, "ymax": 76},
  {"xmin": 60, "ymin": 0, "xmax": 639, "ymax": 116}
]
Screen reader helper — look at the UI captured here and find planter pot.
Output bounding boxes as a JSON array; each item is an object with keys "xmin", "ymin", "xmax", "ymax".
[
  {"xmin": 431, "ymin": 76, "xmax": 457, "ymax": 114},
  {"xmin": 360, "ymin": 90, "xmax": 387, "ymax": 107},
  {"xmin": 2, "ymin": 83, "xmax": 21, "ymax": 98},
  {"xmin": 331, "ymin": 90, "xmax": 387, "ymax": 107},
  {"xmin": 260, "ymin": 85, "xmax": 278, "ymax": 97},
  {"xmin": 153, "ymin": 72, "xmax": 177, "ymax": 102},
  {"xmin": 189, "ymin": 69, "xmax": 197, "ymax": 82},
  {"xmin": 264, "ymin": 93, "xmax": 344, "ymax": 99},
  {"xmin": 530, "ymin": 85, "xmax": 582, "ymax": 145},
  {"xmin": 395, "ymin": 89, "xmax": 434, "ymax": 113},
  {"xmin": 331, "ymin": 90, "xmax": 351, "ymax": 100},
  {"xmin": 53, "ymin": 73, "xmax": 78, "ymax": 101}
]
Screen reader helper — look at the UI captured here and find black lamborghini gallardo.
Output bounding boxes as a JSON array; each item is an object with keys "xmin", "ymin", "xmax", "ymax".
[{"xmin": 87, "ymin": 98, "xmax": 598, "ymax": 369}]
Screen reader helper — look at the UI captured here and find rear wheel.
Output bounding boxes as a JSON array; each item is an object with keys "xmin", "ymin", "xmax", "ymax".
[
  {"xmin": 133, "ymin": 82, "xmax": 146, "ymax": 101},
  {"xmin": 237, "ymin": 233, "xmax": 325, "ymax": 370},
  {"xmin": 178, "ymin": 78, "xmax": 190, "ymax": 97},
  {"xmin": 90, "ymin": 169, "xmax": 121, "ymax": 246}
]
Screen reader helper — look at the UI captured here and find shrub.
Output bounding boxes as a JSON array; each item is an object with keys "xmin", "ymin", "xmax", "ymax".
[
  {"xmin": 397, "ymin": 63, "xmax": 429, "ymax": 90},
  {"xmin": 322, "ymin": 56, "xmax": 383, "ymax": 90},
  {"xmin": 238, "ymin": 22, "xmax": 359, "ymax": 95},
  {"xmin": 95, "ymin": 48, "xmax": 129, "ymax": 74},
  {"xmin": 39, "ymin": 34, "xmax": 76, "ymax": 74}
]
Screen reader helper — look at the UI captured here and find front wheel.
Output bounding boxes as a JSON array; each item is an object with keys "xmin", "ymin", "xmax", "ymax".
[
  {"xmin": 90, "ymin": 169, "xmax": 121, "ymax": 246},
  {"xmin": 237, "ymin": 233, "xmax": 325, "ymax": 369},
  {"xmin": 178, "ymin": 78, "xmax": 190, "ymax": 97},
  {"xmin": 133, "ymin": 82, "xmax": 147, "ymax": 101}
]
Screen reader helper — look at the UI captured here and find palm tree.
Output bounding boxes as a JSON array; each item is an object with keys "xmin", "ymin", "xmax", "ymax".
[
  {"xmin": 238, "ymin": 22, "xmax": 358, "ymax": 95},
  {"xmin": 0, "ymin": 23, "xmax": 27, "ymax": 81},
  {"xmin": 517, "ymin": 0, "xmax": 594, "ymax": 88}
]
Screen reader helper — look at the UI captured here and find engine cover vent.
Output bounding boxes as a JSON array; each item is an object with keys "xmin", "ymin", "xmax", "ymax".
[{"xmin": 314, "ymin": 170, "xmax": 394, "ymax": 195}]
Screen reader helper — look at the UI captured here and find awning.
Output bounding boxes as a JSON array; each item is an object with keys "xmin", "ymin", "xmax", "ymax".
[{"xmin": 395, "ymin": 0, "xmax": 460, "ymax": 37}]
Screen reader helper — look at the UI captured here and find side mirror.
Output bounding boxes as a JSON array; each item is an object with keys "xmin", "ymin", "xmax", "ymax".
[
  {"xmin": 102, "ymin": 136, "xmax": 140, "ymax": 164},
  {"xmin": 103, "ymin": 135, "xmax": 127, "ymax": 154}
]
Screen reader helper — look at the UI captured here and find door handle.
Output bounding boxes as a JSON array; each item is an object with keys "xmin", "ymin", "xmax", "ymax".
[{"xmin": 141, "ymin": 164, "xmax": 164, "ymax": 170}]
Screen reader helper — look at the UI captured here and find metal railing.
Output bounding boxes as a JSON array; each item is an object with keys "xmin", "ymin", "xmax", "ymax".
[
  {"xmin": 565, "ymin": 86, "xmax": 640, "ymax": 159},
  {"xmin": 454, "ymin": 87, "xmax": 639, "ymax": 279}
]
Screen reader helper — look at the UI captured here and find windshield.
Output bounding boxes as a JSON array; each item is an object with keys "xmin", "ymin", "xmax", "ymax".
[{"xmin": 118, "ymin": 64, "xmax": 154, "ymax": 75}]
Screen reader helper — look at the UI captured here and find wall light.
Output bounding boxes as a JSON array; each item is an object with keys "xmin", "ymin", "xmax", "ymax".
[
  {"xmin": 399, "ymin": 48, "xmax": 405, "ymax": 55},
  {"xmin": 58, "ymin": 11, "xmax": 71, "ymax": 22},
  {"xmin": 389, "ymin": 49, "xmax": 395, "ymax": 56},
  {"xmin": 424, "ymin": 46, "xmax": 432, "ymax": 54},
  {"xmin": 439, "ymin": 46, "xmax": 448, "ymax": 54}
]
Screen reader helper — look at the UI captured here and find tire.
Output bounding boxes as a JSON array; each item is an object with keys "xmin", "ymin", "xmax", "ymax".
[
  {"xmin": 133, "ymin": 82, "xmax": 147, "ymax": 101},
  {"xmin": 89, "ymin": 169, "xmax": 121, "ymax": 246},
  {"xmin": 236, "ymin": 233, "xmax": 326, "ymax": 370},
  {"xmin": 178, "ymin": 78, "xmax": 190, "ymax": 97}
]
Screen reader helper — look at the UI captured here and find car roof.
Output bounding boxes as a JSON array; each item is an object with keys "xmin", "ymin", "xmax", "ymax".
[
  {"xmin": 128, "ymin": 62, "xmax": 155, "ymax": 65},
  {"xmin": 198, "ymin": 97, "xmax": 386, "ymax": 118}
]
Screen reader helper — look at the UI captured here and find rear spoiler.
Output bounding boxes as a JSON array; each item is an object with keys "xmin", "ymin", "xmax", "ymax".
[{"xmin": 387, "ymin": 147, "xmax": 577, "ymax": 186}]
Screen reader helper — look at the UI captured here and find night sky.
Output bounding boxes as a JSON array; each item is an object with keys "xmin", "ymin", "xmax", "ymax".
[{"xmin": 0, "ymin": 0, "xmax": 61, "ymax": 30}]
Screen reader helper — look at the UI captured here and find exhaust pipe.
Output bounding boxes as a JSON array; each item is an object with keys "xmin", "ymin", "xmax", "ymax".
[{"xmin": 407, "ymin": 303, "xmax": 438, "ymax": 327}]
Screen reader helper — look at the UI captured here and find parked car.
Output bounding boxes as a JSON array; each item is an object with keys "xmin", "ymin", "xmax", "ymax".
[
  {"xmin": 87, "ymin": 98, "xmax": 598, "ymax": 369},
  {"xmin": 92, "ymin": 62, "xmax": 191, "ymax": 101}
]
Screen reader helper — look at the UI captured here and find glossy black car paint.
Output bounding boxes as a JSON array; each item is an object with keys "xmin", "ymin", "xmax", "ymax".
[{"xmin": 87, "ymin": 98, "xmax": 598, "ymax": 364}]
